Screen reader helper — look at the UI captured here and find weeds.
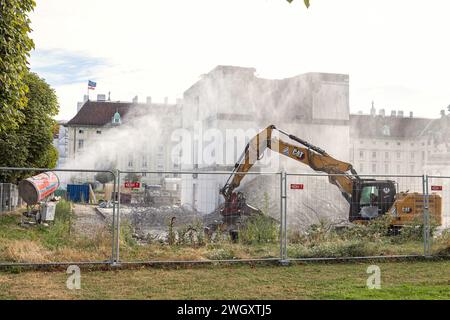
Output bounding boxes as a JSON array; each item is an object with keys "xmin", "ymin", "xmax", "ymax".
[{"xmin": 239, "ymin": 215, "xmax": 278, "ymax": 245}]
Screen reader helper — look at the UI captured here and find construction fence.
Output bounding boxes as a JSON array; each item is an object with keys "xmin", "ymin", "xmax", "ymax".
[{"xmin": 0, "ymin": 167, "xmax": 449, "ymax": 267}]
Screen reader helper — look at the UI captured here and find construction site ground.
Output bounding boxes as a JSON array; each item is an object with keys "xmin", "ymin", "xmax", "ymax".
[
  {"xmin": 72, "ymin": 204, "xmax": 107, "ymax": 238},
  {"xmin": 0, "ymin": 260, "xmax": 448, "ymax": 299}
]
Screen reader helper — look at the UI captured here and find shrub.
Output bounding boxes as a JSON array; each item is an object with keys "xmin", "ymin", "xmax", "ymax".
[
  {"xmin": 392, "ymin": 216, "xmax": 439, "ymax": 243},
  {"xmin": 120, "ymin": 221, "xmax": 137, "ymax": 247},
  {"xmin": 239, "ymin": 214, "xmax": 278, "ymax": 245}
]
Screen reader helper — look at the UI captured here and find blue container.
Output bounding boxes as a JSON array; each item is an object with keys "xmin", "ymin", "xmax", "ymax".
[{"xmin": 67, "ymin": 184, "xmax": 89, "ymax": 203}]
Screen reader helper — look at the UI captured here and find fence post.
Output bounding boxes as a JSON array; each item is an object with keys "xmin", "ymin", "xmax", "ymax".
[
  {"xmin": 279, "ymin": 172, "xmax": 283, "ymax": 261},
  {"xmin": 280, "ymin": 171, "xmax": 288, "ymax": 264},
  {"xmin": 110, "ymin": 170, "xmax": 116, "ymax": 265},
  {"xmin": 114, "ymin": 169, "xmax": 121, "ymax": 265},
  {"xmin": 423, "ymin": 175, "xmax": 431, "ymax": 257}
]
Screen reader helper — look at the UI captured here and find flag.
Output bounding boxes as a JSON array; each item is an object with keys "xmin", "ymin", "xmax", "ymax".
[{"xmin": 88, "ymin": 80, "xmax": 96, "ymax": 90}]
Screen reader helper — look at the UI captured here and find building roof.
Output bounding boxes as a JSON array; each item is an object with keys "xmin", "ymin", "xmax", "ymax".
[
  {"xmin": 66, "ymin": 100, "xmax": 178, "ymax": 126},
  {"xmin": 350, "ymin": 114, "xmax": 433, "ymax": 139}
]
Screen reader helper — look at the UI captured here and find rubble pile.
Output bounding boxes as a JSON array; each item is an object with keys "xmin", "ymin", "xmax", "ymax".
[
  {"xmin": 128, "ymin": 204, "xmax": 201, "ymax": 228},
  {"xmin": 240, "ymin": 175, "xmax": 280, "ymax": 219},
  {"xmin": 122, "ymin": 204, "xmax": 203, "ymax": 241},
  {"xmin": 238, "ymin": 174, "xmax": 348, "ymax": 230}
]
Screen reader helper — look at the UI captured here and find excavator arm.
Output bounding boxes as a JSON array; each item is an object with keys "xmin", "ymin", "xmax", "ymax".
[{"xmin": 220, "ymin": 125, "xmax": 360, "ymax": 216}]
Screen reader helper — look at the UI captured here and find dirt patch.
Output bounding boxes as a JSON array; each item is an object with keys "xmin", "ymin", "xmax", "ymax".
[{"xmin": 72, "ymin": 204, "xmax": 107, "ymax": 238}]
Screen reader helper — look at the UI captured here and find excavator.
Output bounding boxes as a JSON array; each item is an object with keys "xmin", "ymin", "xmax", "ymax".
[{"xmin": 218, "ymin": 125, "xmax": 442, "ymax": 234}]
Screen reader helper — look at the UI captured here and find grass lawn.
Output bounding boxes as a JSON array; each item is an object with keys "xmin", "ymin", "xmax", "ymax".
[{"xmin": 0, "ymin": 260, "xmax": 448, "ymax": 299}]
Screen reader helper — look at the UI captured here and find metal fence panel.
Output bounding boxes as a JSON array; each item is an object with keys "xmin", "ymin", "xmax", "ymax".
[
  {"xmin": 0, "ymin": 167, "xmax": 116, "ymax": 266},
  {"xmin": 116, "ymin": 170, "xmax": 282, "ymax": 263},
  {"xmin": 285, "ymin": 173, "xmax": 427, "ymax": 260},
  {"xmin": 426, "ymin": 176, "xmax": 450, "ymax": 257},
  {"xmin": 1, "ymin": 166, "xmax": 448, "ymax": 266}
]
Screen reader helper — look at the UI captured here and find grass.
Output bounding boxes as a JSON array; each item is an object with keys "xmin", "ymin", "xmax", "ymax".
[
  {"xmin": 0, "ymin": 203, "xmax": 449, "ymax": 263},
  {"xmin": 0, "ymin": 205, "xmax": 448, "ymax": 300},
  {"xmin": 0, "ymin": 201, "xmax": 112, "ymax": 263},
  {"xmin": 0, "ymin": 260, "xmax": 448, "ymax": 299}
]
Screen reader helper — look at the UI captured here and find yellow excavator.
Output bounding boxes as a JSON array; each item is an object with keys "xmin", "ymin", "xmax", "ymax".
[{"xmin": 219, "ymin": 125, "xmax": 441, "ymax": 232}]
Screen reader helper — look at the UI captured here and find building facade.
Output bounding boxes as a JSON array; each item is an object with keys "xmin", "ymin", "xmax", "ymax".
[{"xmin": 65, "ymin": 97, "xmax": 182, "ymax": 185}]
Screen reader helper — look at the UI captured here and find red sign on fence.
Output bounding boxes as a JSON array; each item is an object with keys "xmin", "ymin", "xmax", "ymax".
[
  {"xmin": 290, "ymin": 183, "xmax": 304, "ymax": 190},
  {"xmin": 431, "ymin": 185, "xmax": 443, "ymax": 191},
  {"xmin": 124, "ymin": 181, "xmax": 140, "ymax": 188}
]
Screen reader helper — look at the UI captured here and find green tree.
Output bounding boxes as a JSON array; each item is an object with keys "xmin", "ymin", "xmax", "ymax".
[
  {"xmin": 21, "ymin": 72, "xmax": 59, "ymax": 168},
  {"xmin": 0, "ymin": 71, "xmax": 59, "ymax": 182},
  {"xmin": 95, "ymin": 171, "xmax": 115, "ymax": 188},
  {"xmin": 0, "ymin": 0, "xmax": 36, "ymax": 132}
]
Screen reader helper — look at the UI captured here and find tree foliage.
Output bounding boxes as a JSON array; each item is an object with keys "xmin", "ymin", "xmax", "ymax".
[
  {"xmin": 0, "ymin": 71, "xmax": 59, "ymax": 182},
  {"xmin": 287, "ymin": 0, "xmax": 310, "ymax": 8},
  {"xmin": 0, "ymin": 0, "xmax": 36, "ymax": 132},
  {"xmin": 95, "ymin": 171, "xmax": 115, "ymax": 185}
]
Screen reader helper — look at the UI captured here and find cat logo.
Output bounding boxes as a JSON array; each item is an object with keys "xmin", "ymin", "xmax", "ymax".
[
  {"xmin": 383, "ymin": 187, "xmax": 390, "ymax": 194},
  {"xmin": 292, "ymin": 148, "xmax": 305, "ymax": 160}
]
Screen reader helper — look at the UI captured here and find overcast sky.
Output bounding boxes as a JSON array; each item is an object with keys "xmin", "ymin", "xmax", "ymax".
[{"xmin": 29, "ymin": 0, "xmax": 450, "ymax": 120}]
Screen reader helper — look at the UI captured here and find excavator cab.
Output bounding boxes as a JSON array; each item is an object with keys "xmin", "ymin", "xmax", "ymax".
[{"xmin": 349, "ymin": 179, "xmax": 397, "ymax": 222}]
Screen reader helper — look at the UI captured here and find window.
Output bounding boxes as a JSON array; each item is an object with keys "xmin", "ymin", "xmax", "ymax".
[
  {"xmin": 359, "ymin": 151, "xmax": 364, "ymax": 159},
  {"xmin": 360, "ymin": 186, "xmax": 378, "ymax": 206},
  {"xmin": 359, "ymin": 163, "xmax": 364, "ymax": 173},
  {"xmin": 96, "ymin": 130, "xmax": 102, "ymax": 134},
  {"xmin": 385, "ymin": 141, "xmax": 389, "ymax": 146},
  {"xmin": 372, "ymin": 151, "xmax": 376, "ymax": 159},
  {"xmin": 410, "ymin": 151, "xmax": 415, "ymax": 160},
  {"xmin": 78, "ymin": 139, "xmax": 84, "ymax": 149},
  {"xmin": 142, "ymin": 172, "xmax": 147, "ymax": 177},
  {"xmin": 112, "ymin": 112, "xmax": 121, "ymax": 124},
  {"xmin": 384, "ymin": 163, "xmax": 389, "ymax": 174},
  {"xmin": 422, "ymin": 151, "xmax": 425, "ymax": 161},
  {"xmin": 410, "ymin": 164, "xmax": 415, "ymax": 174},
  {"xmin": 372, "ymin": 163, "xmax": 376, "ymax": 173},
  {"xmin": 397, "ymin": 142, "xmax": 401, "ymax": 146},
  {"xmin": 142, "ymin": 156, "xmax": 148, "ymax": 167},
  {"xmin": 358, "ymin": 185, "xmax": 379, "ymax": 218},
  {"xmin": 396, "ymin": 151, "xmax": 401, "ymax": 159},
  {"xmin": 195, "ymin": 96, "xmax": 200, "ymax": 120},
  {"xmin": 128, "ymin": 157, "xmax": 133, "ymax": 167},
  {"xmin": 385, "ymin": 152, "xmax": 389, "ymax": 159},
  {"xmin": 397, "ymin": 164, "xmax": 401, "ymax": 174},
  {"xmin": 78, "ymin": 129, "xmax": 84, "ymax": 134}
]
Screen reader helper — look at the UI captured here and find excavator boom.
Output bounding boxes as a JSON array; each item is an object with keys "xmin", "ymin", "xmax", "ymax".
[{"xmin": 221, "ymin": 125, "xmax": 358, "ymax": 203}]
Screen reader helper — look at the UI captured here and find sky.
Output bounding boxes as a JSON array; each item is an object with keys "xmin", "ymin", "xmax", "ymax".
[{"xmin": 28, "ymin": 0, "xmax": 450, "ymax": 120}]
